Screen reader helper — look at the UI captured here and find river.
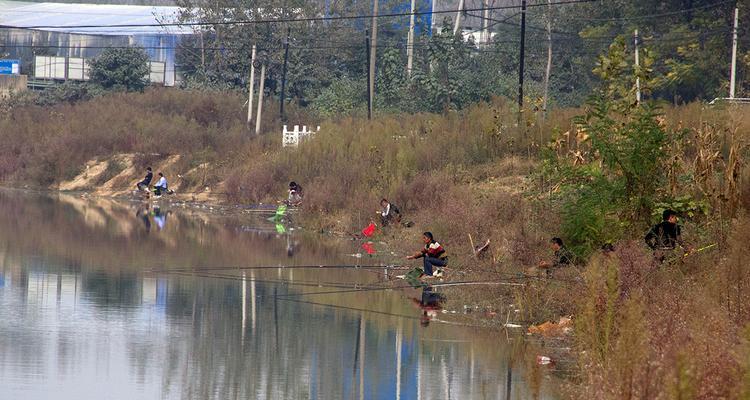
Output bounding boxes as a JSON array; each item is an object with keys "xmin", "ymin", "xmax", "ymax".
[{"xmin": 0, "ymin": 190, "xmax": 558, "ymax": 399}]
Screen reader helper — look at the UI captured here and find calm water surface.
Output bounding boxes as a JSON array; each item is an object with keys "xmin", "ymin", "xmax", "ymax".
[{"xmin": 0, "ymin": 190, "xmax": 558, "ymax": 399}]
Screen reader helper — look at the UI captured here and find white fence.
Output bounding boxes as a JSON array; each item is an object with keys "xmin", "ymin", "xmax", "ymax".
[
  {"xmin": 34, "ymin": 56, "xmax": 166, "ymax": 84},
  {"xmin": 282, "ymin": 125, "xmax": 319, "ymax": 147}
]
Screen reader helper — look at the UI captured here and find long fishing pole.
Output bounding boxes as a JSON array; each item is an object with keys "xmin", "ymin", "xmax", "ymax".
[
  {"xmin": 146, "ymin": 264, "xmax": 406, "ymax": 274},
  {"xmin": 276, "ymin": 297, "xmax": 499, "ymax": 329},
  {"xmin": 267, "ymin": 280, "xmax": 528, "ymax": 299},
  {"xmin": 164, "ymin": 270, "xmax": 392, "ymax": 291}
]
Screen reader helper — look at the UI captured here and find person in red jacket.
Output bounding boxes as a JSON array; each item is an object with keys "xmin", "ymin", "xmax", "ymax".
[{"xmin": 406, "ymin": 232, "xmax": 447, "ymax": 277}]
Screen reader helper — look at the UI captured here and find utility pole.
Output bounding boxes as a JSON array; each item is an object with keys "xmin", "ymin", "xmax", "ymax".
[
  {"xmin": 634, "ymin": 29, "xmax": 641, "ymax": 104},
  {"xmin": 247, "ymin": 44, "xmax": 256, "ymax": 126},
  {"xmin": 280, "ymin": 27, "xmax": 291, "ymax": 120},
  {"xmin": 366, "ymin": 30, "xmax": 372, "ymax": 120},
  {"xmin": 730, "ymin": 7, "xmax": 739, "ymax": 99},
  {"xmin": 453, "ymin": 0, "xmax": 465, "ymax": 36},
  {"xmin": 482, "ymin": 0, "xmax": 490, "ymax": 45},
  {"xmin": 517, "ymin": 0, "xmax": 526, "ymax": 119},
  {"xmin": 542, "ymin": 0, "xmax": 552, "ymax": 116},
  {"xmin": 369, "ymin": 0, "xmax": 378, "ymax": 119},
  {"xmin": 406, "ymin": 0, "xmax": 416, "ymax": 77},
  {"xmin": 255, "ymin": 63, "xmax": 266, "ymax": 135}
]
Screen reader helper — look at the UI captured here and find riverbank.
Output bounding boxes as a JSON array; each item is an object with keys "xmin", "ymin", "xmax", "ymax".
[{"xmin": 4, "ymin": 89, "xmax": 750, "ymax": 397}]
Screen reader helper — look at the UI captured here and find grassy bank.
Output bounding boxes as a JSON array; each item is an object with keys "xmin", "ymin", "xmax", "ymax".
[{"xmin": 3, "ymin": 89, "xmax": 750, "ymax": 398}]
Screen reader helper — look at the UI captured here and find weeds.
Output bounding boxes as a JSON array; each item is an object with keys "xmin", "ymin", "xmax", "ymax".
[{"xmin": 2, "ymin": 86, "xmax": 750, "ymax": 399}]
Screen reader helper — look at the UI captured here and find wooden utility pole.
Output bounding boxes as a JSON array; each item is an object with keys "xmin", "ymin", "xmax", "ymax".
[
  {"xmin": 280, "ymin": 27, "xmax": 291, "ymax": 120},
  {"xmin": 634, "ymin": 29, "xmax": 641, "ymax": 104},
  {"xmin": 366, "ymin": 30, "xmax": 372, "ymax": 120},
  {"xmin": 453, "ymin": 0, "xmax": 465, "ymax": 36},
  {"xmin": 730, "ymin": 7, "xmax": 739, "ymax": 99},
  {"xmin": 517, "ymin": 0, "xmax": 526, "ymax": 117},
  {"xmin": 542, "ymin": 0, "xmax": 552, "ymax": 115},
  {"xmin": 369, "ymin": 0, "xmax": 378, "ymax": 119},
  {"xmin": 406, "ymin": 0, "xmax": 416, "ymax": 77},
  {"xmin": 255, "ymin": 63, "xmax": 266, "ymax": 135},
  {"xmin": 247, "ymin": 44, "xmax": 256, "ymax": 126}
]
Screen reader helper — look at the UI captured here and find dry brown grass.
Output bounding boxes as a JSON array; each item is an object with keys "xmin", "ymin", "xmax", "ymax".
[{"xmin": 3, "ymin": 90, "xmax": 750, "ymax": 398}]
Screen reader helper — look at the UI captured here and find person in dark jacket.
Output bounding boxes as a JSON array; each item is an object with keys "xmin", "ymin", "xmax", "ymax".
[
  {"xmin": 407, "ymin": 232, "xmax": 447, "ymax": 277},
  {"xmin": 538, "ymin": 237, "xmax": 574, "ymax": 276},
  {"xmin": 136, "ymin": 167, "xmax": 153, "ymax": 191},
  {"xmin": 645, "ymin": 209, "xmax": 691, "ymax": 262},
  {"xmin": 378, "ymin": 198, "xmax": 402, "ymax": 226}
]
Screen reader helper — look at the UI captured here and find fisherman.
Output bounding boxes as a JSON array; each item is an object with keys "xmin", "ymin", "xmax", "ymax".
[
  {"xmin": 645, "ymin": 209, "xmax": 691, "ymax": 263},
  {"xmin": 378, "ymin": 198, "xmax": 402, "ymax": 226},
  {"xmin": 136, "ymin": 167, "xmax": 153, "ymax": 191},
  {"xmin": 153, "ymin": 172, "xmax": 168, "ymax": 197},
  {"xmin": 538, "ymin": 237, "xmax": 574, "ymax": 276},
  {"xmin": 287, "ymin": 181, "xmax": 304, "ymax": 206},
  {"xmin": 406, "ymin": 232, "xmax": 447, "ymax": 277}
]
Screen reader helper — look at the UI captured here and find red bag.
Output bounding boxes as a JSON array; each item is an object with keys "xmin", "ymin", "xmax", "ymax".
[{"xmin": 361, "ymin": 222, "xmax": 376, "ymax": 238}]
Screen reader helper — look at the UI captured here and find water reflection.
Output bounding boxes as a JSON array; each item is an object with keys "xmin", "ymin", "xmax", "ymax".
[{"xmin": 0, "ymin": 190, "xmax": 558, "ymax": 399}]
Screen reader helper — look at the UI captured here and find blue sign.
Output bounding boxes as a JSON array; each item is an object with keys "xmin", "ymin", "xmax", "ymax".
[{"xmin": 0, "ymin": 59, "xmax": 20, "ymax": 75}]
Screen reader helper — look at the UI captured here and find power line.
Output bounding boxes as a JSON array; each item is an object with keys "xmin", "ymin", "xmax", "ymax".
[
  {"xmin": 562, "ymin": 0, "xmax": 735, "ymax": 22},
  {"xmin": 1, "ymin": 0, "xmax": 596, "ymax": 30}
]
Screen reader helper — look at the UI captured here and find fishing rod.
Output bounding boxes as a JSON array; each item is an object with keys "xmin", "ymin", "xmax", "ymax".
[
  {"xmin": 267, "ymin": 280, "xmax": 529, "ymax": 299},
  {"xmin": 276, "ymin": 297, "xmax": 501, "ymax": 329},
  {"xmin": 164, "ymin": 270, "xmax": 392, "ymax": 291},
  {"xmin": 146, "ymin": 263, "xmax": 405, "ymax": 274}
]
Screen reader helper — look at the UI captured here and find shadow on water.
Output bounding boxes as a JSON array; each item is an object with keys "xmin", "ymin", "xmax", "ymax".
[{"xmin": 0, "ymin": 189, "xmax": 560, "ymax": 400}]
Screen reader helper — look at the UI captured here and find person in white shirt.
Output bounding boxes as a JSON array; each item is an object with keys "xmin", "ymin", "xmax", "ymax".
[{"xmin": 154, "ymin": 172, "xmax": 168, "ymax": 196}]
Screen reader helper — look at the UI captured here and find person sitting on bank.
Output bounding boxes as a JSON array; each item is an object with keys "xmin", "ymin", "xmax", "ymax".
[
  {"xmin": 645, "ymin": 209, "xmax": 692, "ymax": 263},
  {"xmin": 153, "ymin": 172, "xmax": 168, "ymax": 197},
  {"xmin": 287, "ymin": 181, "xmax": 304, "ymax": 206},
  {"xmin": 538, "ymin": 237, "xmax": 574, "ymax": 276},
  {"xmin": 378, "ymin": 198, "xmax": 402, "ymax": 226},
  {"xmin": 136, "ymin": 167, "xmax": 153, "ymax": 191},
  {"xmin": 406, "ymin": 232, "xmax": 447, "ymax": 277}
]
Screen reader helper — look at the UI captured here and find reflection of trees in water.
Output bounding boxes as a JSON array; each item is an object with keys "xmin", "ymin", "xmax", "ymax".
[
  {"xmin": 0, "ymin": 191, "xmax": 549, "ymax": 399},
  {"xmin": 0, "ymin": 264, "xmax": 540, "ymax": 399},
  {"xmin": 82, "ymin": 271, "xmax": 140, "ymax": 308},
  {"xmin": 0, "ymin": 190, "xmax": 349, "ymax": 273}
]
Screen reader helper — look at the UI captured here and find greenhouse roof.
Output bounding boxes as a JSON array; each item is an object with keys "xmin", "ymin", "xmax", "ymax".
[{"xmin": 0, "ymin": 1, "xmax": 193, "ymax": 35}]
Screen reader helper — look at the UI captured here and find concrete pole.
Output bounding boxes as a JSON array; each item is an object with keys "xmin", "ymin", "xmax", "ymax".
[
  {"xmin": 406, "ymin": 0, "xmax": 416, "ymax": 77},
  {"xmin": 255, "ymin": 64, "xmax": 266, "ymax": 135},
  {"xmin": 369, "ymin": 0, "xmax": 379, "ymax": 119},
  {"xmin": 366, "ymin": 30, "xmax": 372, "ymax": 120},
  {"xmin": 247, "ymin": 44, "xmax": 256, "ymax": 126},
  {"xmin": 453, "ymin": 0, "xmax": 464, "ymax": 36},
  {"xmin": 730, "ymin": 7, "xmax": 739, "ymax": 99},
  {"xmin": 634, "ymin": 29, "xmax": 641, "ymax": 104},
  {"xmin": 482, "ymin": 0, "xmax": 490, "ymax": 45},
  {"xmin": 542, "ymin": 0, "xmax": 552, "ymax": 115}
]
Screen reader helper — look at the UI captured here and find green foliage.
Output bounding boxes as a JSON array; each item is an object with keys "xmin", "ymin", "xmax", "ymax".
[
  {"xmin": 89, "ymin": 48, "xmax": 150, "ymax": 92},
  {"xmin": 653, "ymin": 195, "xmax": 709, "ymax": 222},
  {"xmin": 544, "ymin": 39, "xmax": 670, "ymax": 256},
  {"xmin": 311, "ymin": 77, "xmax": 366, "ymax": 118},
  {"xmin": 36, "ymin": 82, "xmax": 106, "ymax": 106}
]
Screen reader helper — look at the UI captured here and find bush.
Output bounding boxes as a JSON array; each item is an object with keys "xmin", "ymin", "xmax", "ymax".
[{"xmin": 89, "ymin": 48, "xmax": 150, "ymax": 92}]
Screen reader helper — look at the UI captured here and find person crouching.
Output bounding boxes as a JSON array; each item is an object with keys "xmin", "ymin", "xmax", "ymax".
[{"xmin": 406, "ymin": 232, "xmax": 447, "ymax": 277}]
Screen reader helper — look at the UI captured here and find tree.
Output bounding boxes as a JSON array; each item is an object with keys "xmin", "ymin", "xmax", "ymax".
[
  {"xmin": 89, "ymin": 48, "xmax": 150, "ymax": 92},
  {"xmin": 543, "ymin": 38, "xmax": 670, "ymax": 256}
]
